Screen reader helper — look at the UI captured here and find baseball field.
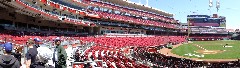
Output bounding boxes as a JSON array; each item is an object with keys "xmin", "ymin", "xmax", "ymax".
[{"xmin": 171, "ymin": 40, "xmax": 240, "ymax": 59}]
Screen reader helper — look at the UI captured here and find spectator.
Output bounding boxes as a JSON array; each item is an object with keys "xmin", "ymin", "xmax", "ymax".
[
  {"xmin": 25, "ymin": 40, "xmax": 39, "ymax": 68},
  {"xmin": 0, "ymin": 42, "xmax": 20, "ymax": 68},
  {"xmin": 33, "ymin": 38, "xmax": 41, "ymax": 48},
  {"xmin": 53, "ymin": 37, "xmax": 67, "ymax": 68}
]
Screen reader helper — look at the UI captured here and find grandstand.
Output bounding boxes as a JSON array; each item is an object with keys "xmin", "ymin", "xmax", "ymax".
[
  {"xmin": 1, "ymin": 0, "xmax": 238, "ymax": 68},
  {"xmin": 0, "ymin": 0, "xmax": 185, "ymax": 44},
  {"xmin": 0, "ymin": 0, "xmax": 187, "ymax": 67}
]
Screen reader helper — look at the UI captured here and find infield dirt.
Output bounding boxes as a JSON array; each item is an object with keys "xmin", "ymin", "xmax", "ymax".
[{"xmin": 195, "ymin": 50, "xmax": 225, "ymax": 54}]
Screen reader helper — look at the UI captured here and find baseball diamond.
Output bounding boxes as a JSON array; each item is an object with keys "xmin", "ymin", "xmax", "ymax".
[{"xmin": 168, "ymin": 41, "xmax": 240, "ymax": 61}]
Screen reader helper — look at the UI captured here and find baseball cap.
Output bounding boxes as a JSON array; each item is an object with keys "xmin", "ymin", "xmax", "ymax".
[
  {"xmin": 4, "ymin": 42, "xmax": 12, "ymax": 53},
  {"xmin": 54, "ymin": 37, "xmax": 61, "ymax": 41},
  {"xmin": 34, "ymin": 38, "xmax": 41, "ymax": 42}
]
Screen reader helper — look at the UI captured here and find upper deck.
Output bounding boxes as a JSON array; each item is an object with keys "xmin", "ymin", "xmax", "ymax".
[{"xmin": 101, "ymin": 0, "xmax": 174, "ymax": 17}]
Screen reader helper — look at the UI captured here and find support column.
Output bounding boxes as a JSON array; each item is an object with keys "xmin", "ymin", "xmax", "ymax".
[
  {"xmin": 75, "ymin": 28, "xmax": 77, "ymax": 32},
  {"xmin": 89, "ymin": 27, "xmax": 94, "ymax": 35},
  {"xmin": 13, "ymin": 21, "xmax": 16, "ymax": 30},
  {"xmin": 48, "ymin": 27, "xmax": 50, "ymax": 31},
  {"xmin": 93, "ymin": 27, "xmax": 101, "ymax": 35},
  {"xmin": 26, "ymin": 24, "xmax": 28, "ymax": 29}
]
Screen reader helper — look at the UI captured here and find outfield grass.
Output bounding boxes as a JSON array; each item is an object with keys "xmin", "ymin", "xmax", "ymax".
[{"xmin": 171, "ymin": 40, "xmax": 240, "ymax": 59}]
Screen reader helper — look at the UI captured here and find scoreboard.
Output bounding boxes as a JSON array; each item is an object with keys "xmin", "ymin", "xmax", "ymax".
[{"xmin": 187, "ymin": 14, "xmax": 226, "ymax": 27}]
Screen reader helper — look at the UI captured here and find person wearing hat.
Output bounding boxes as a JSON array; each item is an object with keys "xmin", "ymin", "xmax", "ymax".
[
  {"xmin": 0, "ymin": 42, "xmax": 20, "ymax": 68},
  {"xmin": 25, "ymin": 40, "xmax": 39, "ymax": 68},
  {"xmin": 33, "ymin": 38, "xmax": 41, "ymax": 48},
  {"xmin": 53, "ymin": 37, "xmax": 67, "ymax": 68}
]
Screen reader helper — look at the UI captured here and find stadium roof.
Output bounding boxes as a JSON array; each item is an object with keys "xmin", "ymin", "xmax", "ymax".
[{"xmin": 101, "ymin": 0, "xmax": 174, "ymax": 17}]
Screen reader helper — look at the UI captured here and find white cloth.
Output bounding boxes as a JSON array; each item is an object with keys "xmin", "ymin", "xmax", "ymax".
[
  {"xmin": 54, "ymin": 48, "xmax": 58, "ymax": 61},
  {"xmin": 95, "ymin": 50, "xmax": 99, "ymax": 58},
  {"xmin": 37, "ymin": 46, "xmax": 53, "ymax": 60},
  {"xmin": 66, "ymin": 47, "xmax": 74, "ymax": 66},
  {"xmin": 36, "ymin": 46, "xmax": 55, "ymax": 67}
]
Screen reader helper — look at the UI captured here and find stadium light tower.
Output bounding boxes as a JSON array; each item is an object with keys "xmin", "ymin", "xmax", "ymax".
[
  {"xmin": 209, "ymin": 0, "xmax": 213, "ymax": 14},
  {"xmin": 216, "ymin": 0, "xmax": 220, "ymax": 12},
  {"xmin": 209, "ymin": 0, "xmax": 213, "ymax": 8}
]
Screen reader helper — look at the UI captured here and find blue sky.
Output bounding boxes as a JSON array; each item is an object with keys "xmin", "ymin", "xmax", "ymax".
[{"xmin": 129, "ymin": 0, "xmax": 240, "ymax": 29}]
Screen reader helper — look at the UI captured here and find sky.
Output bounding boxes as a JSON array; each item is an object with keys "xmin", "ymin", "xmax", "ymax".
[{"xmin": 129, "ymin": 0, "xmax": 240, "ymax": 29}]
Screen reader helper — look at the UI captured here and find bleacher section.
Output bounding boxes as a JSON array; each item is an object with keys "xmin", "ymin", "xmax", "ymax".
[
  {"xmin": 79, "ymin": 45, "xmax": 150, "ymax": 68},
  {"xmin": 102, "ymin": 33, "xmax": 152, "ymax": 37},
  {"xmin": 0, "ymin": 31, "xmax": 186, "ymax": 47},
  {"xmin": 80, "ymin": 36, "xmax": 186, "ymax": 47}
]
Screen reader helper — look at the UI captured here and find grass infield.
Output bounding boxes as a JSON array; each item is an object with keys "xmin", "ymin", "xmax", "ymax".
[{"xmin": 171, "ymin": 40, "xmax": 240, "ymax": 59}]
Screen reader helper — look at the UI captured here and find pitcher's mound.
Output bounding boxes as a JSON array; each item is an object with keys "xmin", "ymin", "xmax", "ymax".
[{"xmin": 196, "ymin": 50, "xmax": 225, "ymax": 54}]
